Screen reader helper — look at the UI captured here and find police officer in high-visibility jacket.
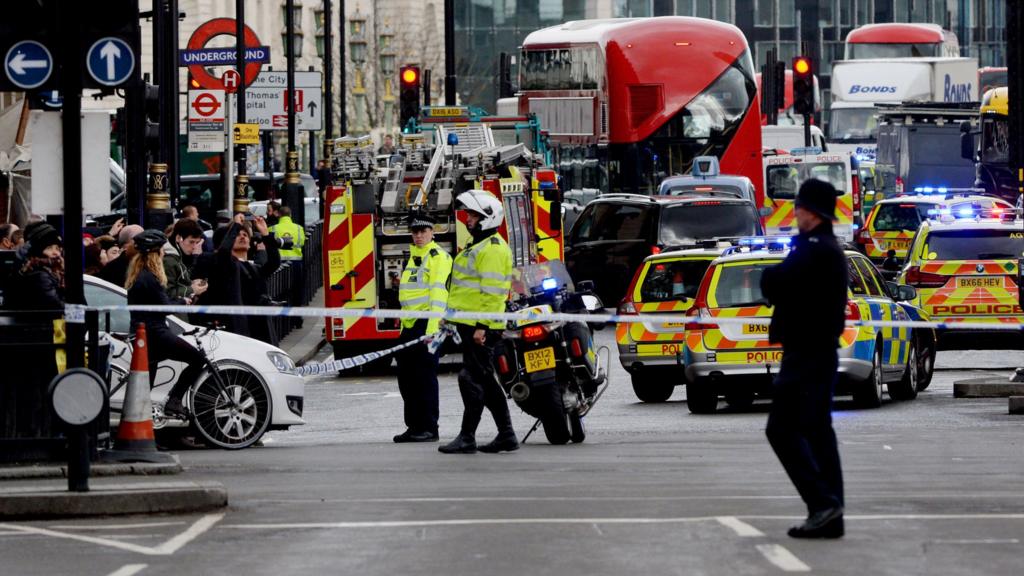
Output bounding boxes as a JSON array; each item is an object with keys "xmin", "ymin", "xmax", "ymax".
[
  {"xmin": 439, "ymin": 190, "xmax": 517, "ymax": 454},
  {"xmin": 269, "ymin": 206, "xmax": 306, "ymax": 326},
  {"xmin": 393, "ymin": 212, "xmax": 452, "ymax": 443}
]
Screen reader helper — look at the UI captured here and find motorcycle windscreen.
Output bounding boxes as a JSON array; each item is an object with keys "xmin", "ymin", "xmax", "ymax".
[{"xmin": 511, "ymin": 260, "xmax": 576, "ymax": 297}]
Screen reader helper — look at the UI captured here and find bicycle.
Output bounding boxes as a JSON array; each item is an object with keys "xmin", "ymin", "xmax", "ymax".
[{"xmin": 108, "ymin": 325, "xmax": 273, "ymax": 450}]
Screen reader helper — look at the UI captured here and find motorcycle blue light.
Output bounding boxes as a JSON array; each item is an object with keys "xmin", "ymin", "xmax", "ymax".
[{"xmin": 542, "ymin": 277, "xmax": 559, "ymax": 291}]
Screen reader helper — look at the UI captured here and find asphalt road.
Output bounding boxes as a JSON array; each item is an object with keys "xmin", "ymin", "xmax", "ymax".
[{"xmin": 2, "ymin": 331, "xmax": 1023, "ymax": 576}]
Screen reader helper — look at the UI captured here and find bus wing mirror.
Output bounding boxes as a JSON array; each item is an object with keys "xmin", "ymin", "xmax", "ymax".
[{"xmin": 960, "ymin": 132, "xmax": 974, "ymax": 161}]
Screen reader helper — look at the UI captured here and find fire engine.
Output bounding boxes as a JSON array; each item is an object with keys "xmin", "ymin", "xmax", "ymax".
[{"xmin": 322, "ymin": 107, "xmax": 565, "ymax": 362}]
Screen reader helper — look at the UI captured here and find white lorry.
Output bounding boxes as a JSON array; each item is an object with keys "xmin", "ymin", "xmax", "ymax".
[{"xmin": 828, "ymin": 57, "xmax": 978, "ymax": 160}]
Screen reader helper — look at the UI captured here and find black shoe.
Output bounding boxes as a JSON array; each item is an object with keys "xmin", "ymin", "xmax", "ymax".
[
  {"xmin": 787, "ymin": 507, "xmax": 844, "ymax": 539},
  {"xmin": 478, "ymin": 430, "xmax": 519, "ymax": 453},
  {"xmin": 394, "ymin": 430, "xmax": 439, "ymax": 443},
  {"xmin": 438, "ymin": 434, "xmax": 477, "ymax": 454},
  {"xmin": 162, "ymin": 397, "xmax": 187, "ymax": 419}
]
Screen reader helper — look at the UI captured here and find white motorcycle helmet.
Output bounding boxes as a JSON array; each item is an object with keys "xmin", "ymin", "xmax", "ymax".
[{"xmin": 456, "ymin": 190, "xmax": 504, "ymax": 231}]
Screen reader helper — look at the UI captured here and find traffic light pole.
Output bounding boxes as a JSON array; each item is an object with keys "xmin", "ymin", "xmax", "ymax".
[
  {"xmin": 443, "ymin": 0, "xmax": 455, "ymax": 105},
  {"xmin": 235, "ymin": 0, "xmax": 248, "ymax": 212},
  {"xmin": 285, "ymin": 0, "xmax": 302, "ymax": 225},
  {"xmin": 323, "ymin": 0, "xmax": 333, "ymax": 159}
]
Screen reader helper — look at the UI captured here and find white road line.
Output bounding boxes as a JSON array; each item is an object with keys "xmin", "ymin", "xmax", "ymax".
[
  {"xmin": 715, "ymin": 516, "xmax": 764, "ymax": 537},
  {"xmin": 931, "ymin": 539, "xmax": 1020, "ymax": 544},
  {"xmin": 50, "ymin": 522, "xmax": 186, "ymax": 531},
  {"xmin": 745, "ymin": 513, "xmax": 1024, "ymax": 521},
  {"xmin": 151, "ymin": 514, "xmax": 224, "ymax": 555},
  {"xmin": 246, "ymin": 492, "xmax": 1024, "ymax": 504},
  {"xmin": 0, "ymin": 514, "xmax": 223, "ymax": 557},
  {"xmin": 106, "ymin": 564, "xmax": 147, "ymax": 576},
  {"xmin": 224, "ymin": 517, "xmax": 717, "ymax": 530},
  {"xmin": 755, "ymin": 544, "xmax": 811, "ymax": 572}
]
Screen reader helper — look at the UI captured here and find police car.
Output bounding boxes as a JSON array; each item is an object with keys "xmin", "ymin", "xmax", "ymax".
[
  {"xmin": 897, "ymin": 207, "xmax": 1024, "ymax": 348},
  {"xmin": 616, "ymin": 244, "xmax": 731, "ymax": 402},
  {"xmin": 857, "ymin": 188, "xmax": 1013, "ymax": 266},
  {"xmin": 681, "ymin": 237, "xmax": 936, "ymax": 413}
]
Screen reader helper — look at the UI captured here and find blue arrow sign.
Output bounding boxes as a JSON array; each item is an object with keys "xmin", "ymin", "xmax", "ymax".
[
  {"xmin": 41, "ymin": 90, "xmax": 62, "ymax": 108},
  {"xmin": 86, "ymin": 37, "xmax": 135, "ymax": 86},
  {"xmin": 4, "ymin": 40, "xmax": 53, "ymax": 90}
]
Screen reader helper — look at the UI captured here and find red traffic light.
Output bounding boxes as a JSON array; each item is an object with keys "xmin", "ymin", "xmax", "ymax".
[
  {"xmin": 793, "ymin": 57, "xmax": 811, "ymax": 75},
  {"xmin": 401, "ymin": 67, "xmax": 419, "ymax": 85}
]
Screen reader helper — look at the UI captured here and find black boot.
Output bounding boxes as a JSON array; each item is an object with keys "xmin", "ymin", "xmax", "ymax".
[
  {"xmin": 478, "ymin": 429, "xmax": 519, "ymax": 453},
  {"xmin": 787, "ymin": 507, "xmax": 844, "ymax": 539},
  {"xmin": 394, "ymin": 430, "xmax": 439, "ymax": 443},
  {"xmin": 438, "ymin": 433, "xmax": 477, "ymax": 454}
]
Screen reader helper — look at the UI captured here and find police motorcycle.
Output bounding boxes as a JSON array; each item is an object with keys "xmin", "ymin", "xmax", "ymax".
[{"xmin": 492, "ymin": 261, "xmax": 609, "ymax": 445}]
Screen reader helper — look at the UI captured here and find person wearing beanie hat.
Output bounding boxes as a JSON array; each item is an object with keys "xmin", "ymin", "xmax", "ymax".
[
  {"xmin": 759, "ymin": 177, "xmax": 849, "ymax": 539},
  {"xmin": 3, "ymin": 222, "xmax": 64, "ymax": 310}
]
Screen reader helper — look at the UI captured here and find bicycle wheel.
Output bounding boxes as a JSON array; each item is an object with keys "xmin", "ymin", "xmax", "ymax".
[{"xmin": 189, "ymin": 362, "xmax": 272, "ymax": 450}]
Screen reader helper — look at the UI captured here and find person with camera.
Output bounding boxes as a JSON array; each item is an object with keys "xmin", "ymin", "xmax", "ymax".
[
  {"xmin": 203, "ymin": 214, "xmax": 281, "ymax": 345},
  {"xmin": 126, "ymin": 229, "xmax": 208, "ymax": 418}
]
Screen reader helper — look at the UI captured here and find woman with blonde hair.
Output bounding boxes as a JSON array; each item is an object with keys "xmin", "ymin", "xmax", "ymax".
[{"xmin": 127, "ymin": 229, "xmax": 208, "ymax": 418}]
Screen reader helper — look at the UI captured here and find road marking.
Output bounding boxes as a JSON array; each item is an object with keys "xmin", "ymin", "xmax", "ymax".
[
  {"xmin": 0, "ymin": 514, "xmax": 223, "ymax": 556},
  {"xmin": 755, "ymin": 544, "xmax": 810, "ymax": 572},
  {"xmin": 715, "ymin": 516, "xmax": 764, "ymax": 537},
  {"xmin": 150, "ymin": 514, "xmax": 224, "ymax": 555},
  {"xmin": 883, "ymin": 445, "xmax": 893, "ymax": 450},
  {"xmin": 107, "ymin": 565, "xmax": 147, "ymax": 576},
  {"xmin": 246, "ymin": 492, "xmax": 1024, "ymax": 504},
  {"xmin": 931, "ymin": 538, "xmax": 1019, "ymax": 544},
  {"xmin": 51, "ymin": 522, "xmax": 186, "ymax": 531},
  {"xmin": 225, "ymin": 517, "xmax": 717, "ymax": 530},
  {"xmin": 591, "ymin": 523, "xmax": 604, "ymax": 536}
]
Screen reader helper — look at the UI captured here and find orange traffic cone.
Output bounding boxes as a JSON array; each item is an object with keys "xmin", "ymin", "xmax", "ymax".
[{"xmin": 103, "ymin": 324, "xmax": 174, "ymax": 463}]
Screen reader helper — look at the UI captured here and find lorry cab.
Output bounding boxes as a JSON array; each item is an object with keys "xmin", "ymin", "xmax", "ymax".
[
  {"xmin": 761, "ymin": 125, "xmax": 828, "ymax": 153},
  {"xmin": 762, "ymin": 148, "xmax": 859, "ymax": 242}
]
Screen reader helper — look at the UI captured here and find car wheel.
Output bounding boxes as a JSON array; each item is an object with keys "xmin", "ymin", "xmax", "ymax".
[
  {"xmin": 630, "ymin": 371, "xmax": 675, "ymax": 403},
  {"xmin": 853, "ymin": 343, "xmax": 884, "ymax": 408},
  {"xmin": 916, "ymin": 336, "xmax": 935, "ymax": 391},
  {"xmin": 569, "ymin": 411, "xmax": 586, "ymax": 444},
  {"xmin": 686, "ymin": 379, "xmax": 718, "ymax": 414},
  {"xmin": 888, "ymin": 344, "xmax": 918, "ymax": 401},
  {"xmin": 190, "ymin": 363, "xmax": 272, "ymax": 450}
]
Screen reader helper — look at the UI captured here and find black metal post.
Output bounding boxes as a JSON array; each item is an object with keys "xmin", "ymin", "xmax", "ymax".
[
  {"xmin": 324, "ymin": 0, "xmax": 333, "ymax": 153},
  {"xmin": 1006, "ymin": 0, "xmax": 1024, "ymax": 382},
  {"xmin": 164, "ymin": 0, "xmax": 180, "ymax": 208},
  {"xmin": 338, "ymin": 0, "xmax": 347, "ymax": 135},
  {"xmin": 57, "ymin": 0, "xmax": 84, "ymax": 370},
  {"xmin": 285, "ymin": 0, "xmax": 302, "ymax": 226},
  {"xmin": 444, "ymin": 0, "xmax": 456, "ymax": 105},
  {"xmin": 125, "ymin": 81, "xmax": 146, "ymax": 225},
  {"xmin": 236, "ymin": 0, "xmax": 247, "ymax": 180}
]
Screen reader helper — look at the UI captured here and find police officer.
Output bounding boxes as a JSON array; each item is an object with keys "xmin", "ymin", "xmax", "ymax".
[
  {"xmin": 394, "ymin": 212, "xmax": 452, "ymax": 443},
  {"xmin": 269, "ymin": 206, "xmax": 306, "ymax": 327},
  {"xmin": 439, "ymin": 190, "xmax": 517, "ymax": 454},
  {"xmin": 760, "ymin": 179, "xmax": 848, "ymax": 539}
]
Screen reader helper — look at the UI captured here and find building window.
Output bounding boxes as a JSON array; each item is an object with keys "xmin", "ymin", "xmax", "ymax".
[
  {"xmin": 756, "ymin": 0, "xmax": 796, "ymax": 27},
  {"xmin": 755, "ymin": 41, "xmax": 798, "ymax": 69}
]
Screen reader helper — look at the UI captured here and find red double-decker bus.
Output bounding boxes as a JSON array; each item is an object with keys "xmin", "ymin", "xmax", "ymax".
[
  {"xmin": 518, "ymin": 17, "xmax": 764, "ymax": 200},
  {"xmin": 844, "ymin": 23, "xmax": 960, "ymax": 59}
]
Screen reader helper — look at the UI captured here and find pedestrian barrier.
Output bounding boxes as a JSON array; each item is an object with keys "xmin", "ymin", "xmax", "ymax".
[
  {"xmin": 262, "ymin": 220, "xmax": 325, "ymax": 342},
  {"xmin": 103, "ymin": 324, "xmax": 173, "ymax": 464}
]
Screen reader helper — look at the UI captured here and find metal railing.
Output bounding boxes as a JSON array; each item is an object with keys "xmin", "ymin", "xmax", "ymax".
[{"xmin": 265, "ymin": 220, "xmax": 324, "ymax": 341}]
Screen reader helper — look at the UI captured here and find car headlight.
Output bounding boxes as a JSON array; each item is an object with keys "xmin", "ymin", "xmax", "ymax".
[{"xmin": 267, "ymin": 351, "xmax": 296, "ymax": 373}]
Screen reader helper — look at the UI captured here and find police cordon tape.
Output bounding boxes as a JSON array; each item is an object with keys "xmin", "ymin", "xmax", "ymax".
[
  {"xmin": 69, "ymin": 303, "xmax": 1024, "ymax": 333},
  {"xmin": 294, "ymin": 326, "xmax": 460, "ymax": 377}
]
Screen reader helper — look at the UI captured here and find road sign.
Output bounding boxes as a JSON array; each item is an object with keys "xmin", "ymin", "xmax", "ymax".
[
  {"xmin": 242, "ymin": 71, "xmax": 323, "ymax": 131},
  {"xmin": 40, "ymin": 90, "xmax": 62, "ymax": 108},
  {"xmin": 184, "ymin": 18, "xmax": 265, "ymax": 90},
  {"xmin": 4, "ymin": 40, "xmax": 53, "ymax": 90},
  {"xmin": 188, "ymin": 89, "xmax": 226, "ymax": 152},
  {"xmin": 85, "ymin": 37, "xmax": 135, "ymax": 86},
  {"xmin": 233, "ymin": 123, "xmax": 259, "ymax": 144},
  {"xmin": 222, "ymin": 69, "xmax": 241, "ymax": 94}
]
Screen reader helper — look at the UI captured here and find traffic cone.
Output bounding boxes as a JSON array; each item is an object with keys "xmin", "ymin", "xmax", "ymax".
[{"xmin": 103, "ymin": 324, "xmax": 175, "ymax": 463}]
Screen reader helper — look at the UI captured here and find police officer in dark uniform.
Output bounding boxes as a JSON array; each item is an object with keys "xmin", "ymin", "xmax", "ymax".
[{"xmin": 760, "ymin": 179, "xmax": 848, "ymax": 539}]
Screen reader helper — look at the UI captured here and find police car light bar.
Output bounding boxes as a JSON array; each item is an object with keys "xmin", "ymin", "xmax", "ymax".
[
  {"xmin": 913, "ymin": 186, "xmax": 985, "ymax": 195},
  {"xmin": 723, "ymin": 236, "xmax": 793, "ymax": 255}
]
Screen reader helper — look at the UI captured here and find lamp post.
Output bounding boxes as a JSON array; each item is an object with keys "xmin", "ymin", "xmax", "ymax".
[
  {"xmin": 349, "ymin": 8, "xmax": 368, "ymax": 133},
  {"xmin": 284, "ymin": 0, "xmax": 303, "ymax": 225},
  {"xmin": 317, "ymin": 1, "xmax": 334, "ymax": 159},
  {"xmin": 379, "ymin": 21, "xmax": 396, "ymax": 134}
]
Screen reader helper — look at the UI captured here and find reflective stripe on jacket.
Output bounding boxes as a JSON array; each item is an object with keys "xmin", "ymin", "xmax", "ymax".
[
  {"xmin": 447, "ymin": 233, "xmax": 512, "ymax": 329},
  {"xmin": 269, "ymin": 216, "xmax": 305, "ymax": 260},
  {"xmin": 399, "ymin": 241, "xmax": 452, "ymax": 334}
]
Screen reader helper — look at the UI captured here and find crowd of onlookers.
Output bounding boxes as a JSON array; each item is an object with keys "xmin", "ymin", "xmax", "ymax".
[{"xmin": 0, "ymin": 201, "xmax": 303, "ymax": 348}]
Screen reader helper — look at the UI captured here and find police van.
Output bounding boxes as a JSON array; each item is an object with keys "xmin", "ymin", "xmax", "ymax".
[{"xmin": 762, "ymin": 148, "xmax": 860, "ymax": 242}]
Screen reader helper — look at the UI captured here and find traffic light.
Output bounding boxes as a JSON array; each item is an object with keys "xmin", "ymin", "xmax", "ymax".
[
  {"xmin": 399, "ymin": 65, "xmax": 421, "ymax": 132},
  {"xmin": 143, "ymin": 82, "xmax": 160, "ymax": 146},
  {"xmin": 792, "ymin": 56, "xmax": 815, "ymax": 116}
]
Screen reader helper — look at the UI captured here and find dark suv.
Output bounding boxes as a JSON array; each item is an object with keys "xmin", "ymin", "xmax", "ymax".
[{"xmin": 565, "ymin": 194, "xmax": 764, "ymax": 305}]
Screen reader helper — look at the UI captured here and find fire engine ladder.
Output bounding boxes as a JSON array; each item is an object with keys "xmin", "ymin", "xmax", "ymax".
[
  {"xmin": 484, "ymin": 143, "xmax": 530, "ymax": 170},
  {"xmin": 381, "ymin": 156, "xmax": 407, "ymax": 212},
  {"xmin": 416, "ymin": 123, "xmax": 493, "ymax": 210}
]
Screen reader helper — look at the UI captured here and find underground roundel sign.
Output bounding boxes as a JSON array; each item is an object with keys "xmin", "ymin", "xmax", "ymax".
[{"xmin": 185, "ymin": 18, "xmax": 266, "ymax": 90}]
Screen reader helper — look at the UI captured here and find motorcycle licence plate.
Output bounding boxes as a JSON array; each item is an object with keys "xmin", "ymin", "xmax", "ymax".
[{"xmin": 524, "ymin": 347, "xmax": 556, "ymax": 373}]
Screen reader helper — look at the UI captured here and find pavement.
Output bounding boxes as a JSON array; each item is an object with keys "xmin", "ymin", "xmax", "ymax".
[{"xmin": 277, "ymin": 286, "xmax": 327, "ymax": 367}]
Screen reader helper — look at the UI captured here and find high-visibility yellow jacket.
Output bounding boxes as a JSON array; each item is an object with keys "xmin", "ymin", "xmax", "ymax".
[
  {"xmin": 269, "ymin": 216, "xmax": 305, "ymax": 260},
  {"xmin": 447, "ymin": 233, "xmax": 512, "ymax": 329},
  {"xmin": 399, "ymin": 240, "xmax": 452, "ymax": 334}
]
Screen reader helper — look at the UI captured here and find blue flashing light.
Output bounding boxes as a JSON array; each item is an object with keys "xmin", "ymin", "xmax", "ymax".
[
  {"xmin": 957, "ymin": 207, "xmax": 974, "ymax": 217},
  {"xmin": 777, "ymin": 236, "xmax": 792, "ymax": 245},
  {"xmin": 937, "ymin": 187, "xmax": 948, "ymax": 194},
  {"xmin": 541, "ymin": 277, "xmax": 559, "ymax": 291},
  {"xmin": 851, "ymin": 223, "xmax": 860, "ymax": 231},
  {"xmin": 538, "ymin": 180, "xmax": 555, "ymax": 189},
  {"xmin": 447, "ymin": 133, "xmax": 460, "ymax": 146}
]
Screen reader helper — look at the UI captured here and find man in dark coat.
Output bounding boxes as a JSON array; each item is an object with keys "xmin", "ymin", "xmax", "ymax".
[{"xmin": 760, "ymin": 178, "xmax": 849, "ymax": 539}]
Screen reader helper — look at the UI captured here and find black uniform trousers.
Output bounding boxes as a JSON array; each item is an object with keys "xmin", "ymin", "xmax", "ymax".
[
  {"xmin": 147, "ymin": 328, "xmax": 207, "ymax": 404},
  {"xmin": 454, "ymin": 323, "xmax": 513, "ymax": 439},
  {"xmin": 766, "ymin": 347, "xmax": 845, "ymax": 515},
  {"xmin": 395, "ymin": 320, "xmax": 439, "ymax": 434}
]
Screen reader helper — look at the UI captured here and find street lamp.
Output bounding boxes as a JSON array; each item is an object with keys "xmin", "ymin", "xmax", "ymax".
[
  {"xmin": 280, "ymin": 1, "xmax": 305, "ymax": 60},
  {"xmin": 314, "ymin": 5, "xmax": 325, "ymax": 58},
  {"xmin": 379, "ymin": 21, "xmax": 397, "ymax": 130},
  {"xmin": 349, "ymin": 8, "xmax": 368, "ymax": 132}
]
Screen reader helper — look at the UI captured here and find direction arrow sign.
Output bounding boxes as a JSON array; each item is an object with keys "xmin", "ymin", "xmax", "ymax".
[
  {"xmin": 86, "ymin": 37, "xmax": 135, "ymax": 86},
  {"xmin": 4, "ymin": 40, "xmax": 53, "ymax": 90}
]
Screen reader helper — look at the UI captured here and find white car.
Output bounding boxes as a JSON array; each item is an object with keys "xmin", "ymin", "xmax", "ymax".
[{"xmin": 85, "ymin": 275, "xmax": 305, "ymax": 449}]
